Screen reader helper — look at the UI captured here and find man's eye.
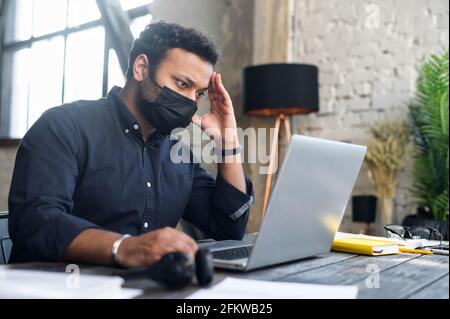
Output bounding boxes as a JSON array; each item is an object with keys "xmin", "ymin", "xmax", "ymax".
[
  {"xmin": 197, "ymin": 91, "xmax": 205, "ymax": 98},
  {"xmin": 177, "ymin": 80, "xmax": 188, "ymax": 88}
]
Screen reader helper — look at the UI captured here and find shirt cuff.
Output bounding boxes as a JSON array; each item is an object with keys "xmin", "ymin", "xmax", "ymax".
[
  {"xmin": 211, "ymin": 173, "xmax": 255, "ymax": 220},
  {"xmin": 54, "ymin": 213, "xmax": 101, "ymax": 261}
]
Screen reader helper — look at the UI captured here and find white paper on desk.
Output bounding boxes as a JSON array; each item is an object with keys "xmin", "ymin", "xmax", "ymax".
[
  {"xmin": 187, "ymin": 277, "xmax": 358, "ymax": 299},
  {"xmin": 0, "ymin": 268, "xmax": 143, "ymax": 299}
]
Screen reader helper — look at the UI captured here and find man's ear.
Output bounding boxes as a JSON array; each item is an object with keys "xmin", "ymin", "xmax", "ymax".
[{"xmin": 133, "ymin": 54, "xmax": 150, "ymax": 82}]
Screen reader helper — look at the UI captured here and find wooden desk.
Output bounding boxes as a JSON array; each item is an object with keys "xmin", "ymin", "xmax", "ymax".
[{"xmin": 5, "ymin": 250, "xmax": 448, "ymax": 299}]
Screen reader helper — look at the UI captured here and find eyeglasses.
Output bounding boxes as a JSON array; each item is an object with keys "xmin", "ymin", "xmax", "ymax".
[{"xmin": 384, "ymin": 224, "xmax": 444, "ymax": 248}]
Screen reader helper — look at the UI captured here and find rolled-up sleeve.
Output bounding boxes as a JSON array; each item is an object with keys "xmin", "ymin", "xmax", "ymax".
[
  {"xmin": 182, "ymin": 163, "xmax": 254, "ymax": 241},
  {"xmin": 8, "ymin": 107, "xmax": 99, "ymax": 263}
]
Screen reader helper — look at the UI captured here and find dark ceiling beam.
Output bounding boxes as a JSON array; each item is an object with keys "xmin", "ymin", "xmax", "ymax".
[{"xmin": 95, "ymin": 0, "xmax": 136, "ymax": 75}]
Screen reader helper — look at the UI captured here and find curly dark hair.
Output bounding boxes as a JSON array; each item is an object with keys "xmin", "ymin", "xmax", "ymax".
[{"xmin": 126, "ymin": 21, "xmax": 219, "ymax": 80}]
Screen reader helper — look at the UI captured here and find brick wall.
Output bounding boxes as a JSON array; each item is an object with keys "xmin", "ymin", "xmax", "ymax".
[
  {"xmin": 289, "ymin": 0, "xmax": 449, "ymax": 233},
  {"xmin": 0, "ymin": 146, "xmax": 16, "ymax": 211}
]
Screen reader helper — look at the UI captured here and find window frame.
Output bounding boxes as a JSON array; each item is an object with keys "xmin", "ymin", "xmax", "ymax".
[{"xmin": 0, "ymin": 2, "xmax": 151, "ymax": 141}]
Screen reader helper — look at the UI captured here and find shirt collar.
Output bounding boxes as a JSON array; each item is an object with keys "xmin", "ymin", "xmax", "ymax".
[{"xmin": 107, "ymin": 86, "xmax": 166, "ymax": 142}]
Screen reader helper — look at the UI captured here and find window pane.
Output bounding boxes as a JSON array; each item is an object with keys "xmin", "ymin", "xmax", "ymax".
[
  {"xmin": 6, "ymin": 48, "xmax": 31, "ymax": 138},
  {"xmin": 108, "ymin": 49, "xmax": 125, "ymax": 91},
  {"xmin": 33, "ymin": 0, "xmax": 67, "ymax": 37},
  {"xmin": 67, "ymin": 0, "xmax": 101, "ymax": 27},
  {"xmin": 130, "ymin": 14, "xmax": 153, "ymax": 39},
  {"xmin": 4, "ymin": 0, "xmax": 33, "ymax": 43},
  {"xmin": 28, "ymin": 37, "xmax": 65, "ymax": 128},
  {"xmin": 64, "ymin": 27, "xmax": 105, "ymax": 103},
  {"xmin": 120, "ymin": 0, "xmax": 153, "ymax": 11}
]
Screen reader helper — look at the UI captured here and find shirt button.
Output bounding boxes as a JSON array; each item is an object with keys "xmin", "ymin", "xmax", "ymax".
[
  {"xmin": 133, "ymin": 124, "xmax": 139, "ymax": 130},
  {"xmin": 144, "ymin": 222, "xmax": 148, "ymax": 229},
  {"xmin": 146, "ymin": 182, "xmax": 152, "ymax": 188},
  {"xmin": 124, "ymin": 129, "xmax": 129, "ymax": 134}
]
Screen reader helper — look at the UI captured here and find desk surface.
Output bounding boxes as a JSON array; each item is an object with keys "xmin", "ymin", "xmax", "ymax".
[{"xmin": 6, "ymin": 249, "xmax": 449, "ymax": 299}]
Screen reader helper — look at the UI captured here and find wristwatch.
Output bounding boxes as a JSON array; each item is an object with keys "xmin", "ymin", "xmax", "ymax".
[
  {"xmin": 111, "ymin": 234, "xmax": 131, "ymax": 266},
  {"xmin": 216, "ymin": 145, "xmax": 243, "ymax": 157}
]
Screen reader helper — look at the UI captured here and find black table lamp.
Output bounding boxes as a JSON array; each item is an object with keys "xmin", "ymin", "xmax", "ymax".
[{"xmin": 243, "ymin": 64, "xmax": 319, "ymax": 214}]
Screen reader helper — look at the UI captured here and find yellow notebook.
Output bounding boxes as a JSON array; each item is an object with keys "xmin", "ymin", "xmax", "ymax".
[{"xmin": 332, "ymin": 237, "xmax": 399, "ymax": 256}]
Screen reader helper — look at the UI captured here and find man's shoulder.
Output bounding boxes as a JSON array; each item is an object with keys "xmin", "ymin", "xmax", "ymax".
[
  {"xmin": 23, "ymin": 98, "xmax": 112, "ymax": 143},
  {"xmin": 38, "ymin": 98, "xmax": 112, "ymax": 131},
  {"xmin": 50, "ymin": 98, "xmax": 110, "ymax": 119}
]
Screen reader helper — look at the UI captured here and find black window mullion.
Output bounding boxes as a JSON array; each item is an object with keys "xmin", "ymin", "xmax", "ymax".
[
  {"xmin": 61, "ymin": 0, "xmax": 69, "ymax": 104},
  {"xmin": 102, "ymin": 34, "xmax": 110, "ymax": 97},
  {"xmin": 2, "ymin": 3, "xmax": 151, "ymax": 138},
  {"xmin": 61, "ymin": 31, "xmax": 68, "ymax": 104},
  {"xmin": 25, "ymin": 0, "xmax": 36, "ymax": 132},
  {"xmin": 3, "ymin": 5, "xmax": 150, "ymax": 51}
]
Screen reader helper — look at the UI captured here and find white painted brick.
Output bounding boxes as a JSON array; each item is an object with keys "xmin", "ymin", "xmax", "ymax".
[
  {"xmin": 353, "ymin": 82, "xmax": 372, "ymax": 96},
  {"xmin": 359, "ymin": 110, "xmax": 386, "ymax": 124},
  {"xmin": 356, "ymin": 56, "xmax": 376, "ymax": 68},
  {"xmin": 290, "ymin": 0, "xmax": 448, "ymax": 230},
  {"xmin": 334, "ymin": 84, "xmax": 353, "ymax": 98},
  {"xmin": 320, "ymin": 98, "xmax": 335, "ymax": 114},
  {"xmin": 346, "ymin": 70, "xmax": 375, "ymax": 83},
  {"xmin": 346, "ymin": 97, "xmax": 372, "ymax": 111},
  {"xmin": 341, "ymin": 112, "xmax": 361, "ymax": 127}
]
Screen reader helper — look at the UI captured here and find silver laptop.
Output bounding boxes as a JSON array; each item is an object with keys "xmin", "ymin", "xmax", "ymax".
[{"xmin": 199, "ymin": 135, "xmax": 367, "ymax": 271}]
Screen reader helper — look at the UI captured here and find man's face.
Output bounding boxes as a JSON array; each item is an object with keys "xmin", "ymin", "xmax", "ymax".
[{"xmin": 137, "ymin": 48, "xmax": 214, "ymax": 103}]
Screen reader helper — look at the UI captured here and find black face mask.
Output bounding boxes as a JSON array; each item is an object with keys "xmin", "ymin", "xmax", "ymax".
[{"xmin": 138, "ymin": 77, "xmax": 198, "ymax": 135}]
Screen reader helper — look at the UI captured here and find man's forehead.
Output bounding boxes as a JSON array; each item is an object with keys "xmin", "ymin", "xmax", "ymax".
[{"xmin": 162, "ymin": 48, "xmax": 214, "ymax": 88}]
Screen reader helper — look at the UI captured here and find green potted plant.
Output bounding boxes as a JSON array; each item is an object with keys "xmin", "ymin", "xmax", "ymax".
[{"xmin": 405, "ymin": 51, "xmax": 449, "ymax": 240}]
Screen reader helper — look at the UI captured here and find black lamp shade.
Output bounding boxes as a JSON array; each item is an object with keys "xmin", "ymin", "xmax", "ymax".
[
  {"xmin": 352, "ymin": 196, "xmax": 377, "ymax": 223},
  {"xmin": 243, "ymin": 63, "xmax": 319, "ymax": 117}
]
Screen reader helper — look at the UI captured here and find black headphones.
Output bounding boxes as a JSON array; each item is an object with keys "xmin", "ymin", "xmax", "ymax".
[{"xmin": 115, "ymin": 248, "xmax": 214, "ymax": 289}]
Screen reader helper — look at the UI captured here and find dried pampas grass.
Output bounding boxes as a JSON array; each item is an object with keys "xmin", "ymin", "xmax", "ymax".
[{"xmin": 365, "ymin": 119, "xmax": 410, "ymax": 199}]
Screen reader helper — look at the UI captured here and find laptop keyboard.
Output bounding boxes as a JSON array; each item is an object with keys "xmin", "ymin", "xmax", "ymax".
[{"xmin": 212, "ymin": 246, "xmax": 253, "ymax": 260}]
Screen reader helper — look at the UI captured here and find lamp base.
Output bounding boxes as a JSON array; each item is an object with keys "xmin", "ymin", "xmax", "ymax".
[{"xmin": 262, "ymin": 113, "xmax": 292, "ymax": 216}]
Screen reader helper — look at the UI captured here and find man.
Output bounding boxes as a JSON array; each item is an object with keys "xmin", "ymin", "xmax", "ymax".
[{"xmin": 8, "ymin": 21, "xmax": 254, "ymax": 268}]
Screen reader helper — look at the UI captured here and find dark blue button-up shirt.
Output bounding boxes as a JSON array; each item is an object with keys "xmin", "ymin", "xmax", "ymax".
[{"xmin": 8, "ymin": 86, "xmax": 254, "ymax": 263}]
